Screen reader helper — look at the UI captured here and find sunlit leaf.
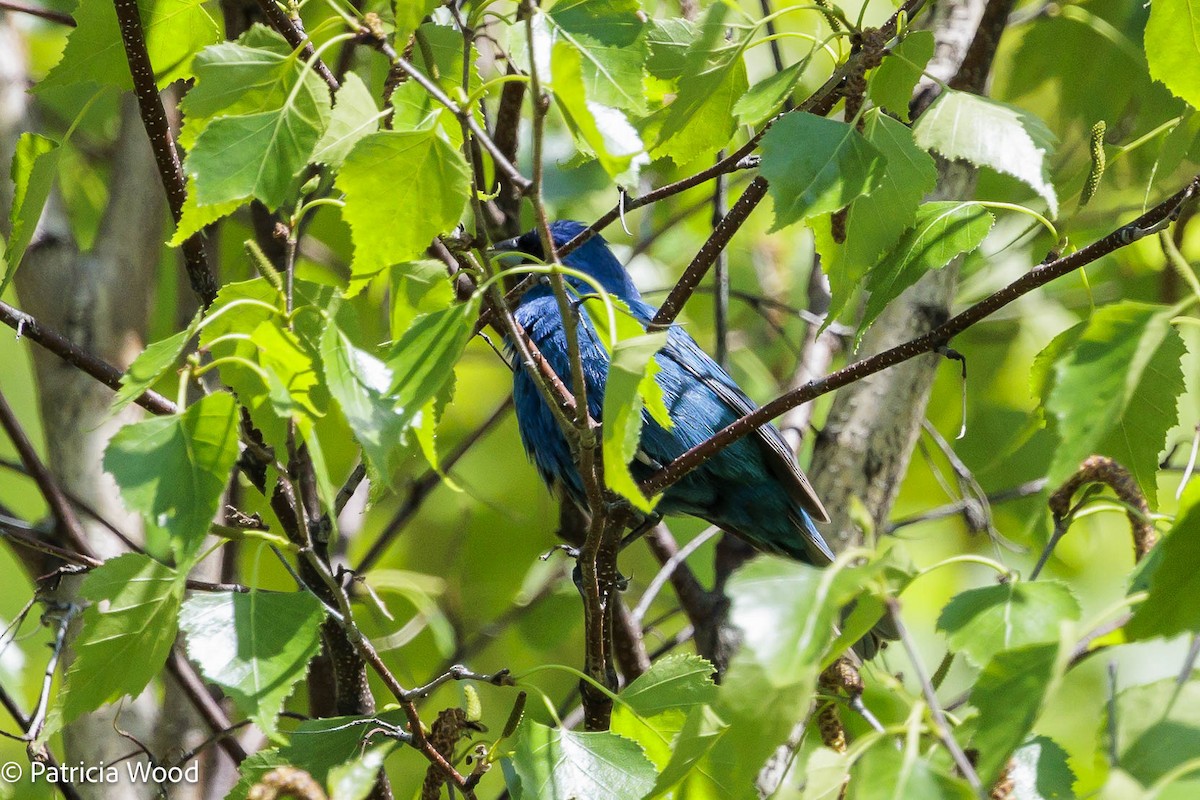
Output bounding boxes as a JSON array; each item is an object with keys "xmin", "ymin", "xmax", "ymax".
[
  {"xmin": 813, "ymin": 110, "xmax": 937, "ymax": 323},
  {"xmin": 970, "ymin": 642, "xmax": 1062, "ymax": 785},
  {"xmin": 179, "ymin": 590, "xmax": 325, "ymax": 739},
  {"xmin": 1108, "ymin": 675, "xmax": 1200, "ymax": 787},
  {"xmin": 645, "ymin": 4, "xmax": 748, "ymax": 165},
  {"xmin": 760, "ymin": 113, "xmax": 887, "ymax": 230},
  {"xmin": 54, "ymin": 554, "xmax": 183, "ymax": 728},
  {"xmin": 1145, "ymin": 0, "xmax": 1200, "ymax": 109},
  {"xmin": 506, "ymin": 719, "xmax": 657, "ymax": 800},
  {"xmin": 113, "ymin": 309, "xmax": 202, "ymax": 414},
  {"xmin": 849, "ymin": 744, "xmax": 975, "ymax": 799},
  {"xmin": 1128, "ymin": 497, "xmax": 1200, "ymax": 639},
  {"xmin": 104, "ymin": 391, "xmax": 240, "ymax": 561},
  {"xmin": 1044, "ymin": 302, "xmax": 1186, "ymax": 507},
  {"xmin": 337, "ymin": 129, "xmax": 471, "ymax": 285},
  {"xmin": 869, "ymin": 30, "xmax": 935, "ymax": 122},
  {"xmin": 937, "ymin": 581, "xmax": 1080, "ymax": 668},
  {"xmin": 3, "ymin": 133, "xmax": 61, "ymax": 293},
  {"xmin": 860, "ymin": 202, "xmax": 993, "ymax": 335},
  {"xmin": 39, "ymin": 0, "xmax": 220, "ymax": 91},
  {"xmin": 602, "ymin": 331, "xmax": 670, "ymax": 512},
  {"xmin": 312, "ymin": 73, "xmax": 381, "ymax": 169},
  {"xmin": 914, "ymin": 91, "xmax": 1059, "ymax": 215}
]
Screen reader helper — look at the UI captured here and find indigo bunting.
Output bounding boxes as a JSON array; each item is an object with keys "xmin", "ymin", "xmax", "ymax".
[{"xmin": 497, "ymin": 220, "xmax": 835, "ymax": 567}]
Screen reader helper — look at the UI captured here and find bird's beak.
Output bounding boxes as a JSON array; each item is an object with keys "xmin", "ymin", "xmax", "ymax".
[{"xmin": 492, "ymin": 235, "xmax": 520, "ymax": 253}]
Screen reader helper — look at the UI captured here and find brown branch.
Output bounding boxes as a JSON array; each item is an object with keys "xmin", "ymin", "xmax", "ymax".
[
  {"xmin": 0, "ymin": 300, "xmax": 177, "ymax": 416},
  {"xmin": 0, "ymin": 388, "xmax": 92, "ymax": 559},
  {"xmin": 252, "ymin": 0, "xmax": 339, "ymax": 92},
  {"xmin": 0, "ymin": 0, "xmax": 74, "ymax": 25},
  {"xmin": 364, "ymin": 33, "xmax": 531, "ymax": 195},
  {"xmin": 641, "ymin": 176, "xmax": 1200, "ymax": 497},
  {"xmin": 111, "ymin": 0, "xmax": 217, "ymax": 306},
  {"xmin": 651, "ymin": 177, "xmax": 768, "ymax": 327},
  {"xmin": 556, "ymin": 0, "xmax": 930, "ymax": 264}
]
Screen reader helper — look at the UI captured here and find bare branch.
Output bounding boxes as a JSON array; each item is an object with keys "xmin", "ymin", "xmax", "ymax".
[
  {"xmin": 111, "ymin": 0, "xmax": 217, "ymax": 305},
  {"xmin": 640, "ymin": 176, "xmax": 1199, "ymax": 497}
]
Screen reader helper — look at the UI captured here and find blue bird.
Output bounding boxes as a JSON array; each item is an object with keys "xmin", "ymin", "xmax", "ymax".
[{"xmin": 496, "ymin": 220, "xmax": 835, "ymax": 567}]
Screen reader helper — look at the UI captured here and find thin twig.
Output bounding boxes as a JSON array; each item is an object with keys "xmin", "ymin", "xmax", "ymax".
[
  {"xmin": 641, "ymin": 177, "xmax": 1199, "ymax": 497},
  {"xmin": 0, "ymin": 388, "xmax": 92, "ymax": 558},
  {"xmin": 0, "ymin": 300, "xmax": 177, "ymax": 416},
  {"xmin": 252, "ymin": 0, "xmax": 339, "ymax": 92},
  {"xmin": 0, "ymin": 0, "xmax": 74, "ymax": 25},
  {"xmin": 886, "ymin": 598, "xmax": 983, "ymax": 794},
  {"xmin": 355, "ymin": 399, "xmax": 511, "ymax": 573}
]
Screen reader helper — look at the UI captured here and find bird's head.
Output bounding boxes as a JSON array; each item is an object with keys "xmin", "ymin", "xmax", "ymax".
[{"xmin": 493, "ymin": 220, "xmax": 641, "ymax": 303}]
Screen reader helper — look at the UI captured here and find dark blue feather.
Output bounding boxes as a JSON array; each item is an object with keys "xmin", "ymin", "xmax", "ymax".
[{"xmin": 505, "ymin": 220, "xmax": 834, "ymax": 566}]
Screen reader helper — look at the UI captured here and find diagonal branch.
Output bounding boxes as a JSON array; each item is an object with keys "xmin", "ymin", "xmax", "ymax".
[
  {"xmin": 0, "ymin": 300, "xmax": 177, "ymax": 416},
  {"xmin": 641, "ymin": 175, "xmax": 1200, "ymax": 496}
]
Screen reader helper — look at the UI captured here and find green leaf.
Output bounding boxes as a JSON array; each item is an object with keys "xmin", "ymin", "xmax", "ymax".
[
  {"xmin": 180, "ymin": 28, "xmax": 333, "ymax": 212},
  {"xmin": 227, "ymin": 710, "xmax": 410, "ymax": 800},
  {"xmin": 799, "ymin": 747, "xmax": 851, "ymax": 800},
  {"xmin": 104, "ymin": 392, "xmax": 240, "ymax": 561},
  {"xmin": 113, "ymin": 309, "xmax": 202, "ymax": 414},
  {"xmin": 179, "ymin": 590, "xmax": 325, "ymax": 738},
  {"xmin": 813, "ymin": 111, "xmax": 938, "ymax": 322},
  {"xmin": 320, "ymin": 304, "xmax": 414, "ymax": 481},
  {"xmin": 849, "ymin": 745, "xmax": 975, "ymax": 799},
  {"xmin": 3, "ymin": 133, "xmax": 61, "ymax": 294},
  {"xmin": 760, "ymin": 113, "xmax": 887, "ymax": 230},
  {"xmin": 914, "ymin": 91, "xmax": 1059, "ymax": 215},
  {"xmin": 647, "ymin": 704, "xmax": 742, "ymax": 798},
  {"xmin": 337, "ymin": 129, "xmax": 471, "ymax": 285},
  {"xmin": 936, "ymin": 581, "xmax": 1080, "ymax": 668},
  {"xmin": 687, "ymin": 558, "xmax": 877, "ymax": 797},
  {"xmin": 1044, "ymin": 302, "xmax": 1187, "ymax": 507},
  {"xmin": 602, "ymin": 332, "xmax": 670, "ymax": 512},
  {"xmin": 734, "ymin": 61, "xmax": 805, "ymax": 126},
  {"xmin": 179, "ymin": 28, "xmax": 297, "ymax": 148},
  {"xmin": 386, "ymin": 296, "xmax": 479, "ymax": 422},
  {"xmin": 1128, "ymin": 499, "xmax": 1200, "ymax": 639},
  {"xmin": 970, "ymin": 643, "xmax": 1062, "ymax": 785},
  {"xmin": 1108, "ymin": 675, "xmax": 1200, "ymax": 786},
  {"xmin": 860, "ymin": 201, "xmax": 993, "ymax": 335},
  {"xmin": 171, "ymin": 175, "xmax": 243, "ymax": 247},
  {"xmin": 38, "ymin": 0, "xmax": 220, "ymax": 91},
  {"xmin": 328, "ymin": 742, "xmax": 396, "ymax": 800},
  {"xmin": 544, "ymin": 0, "xmax": 648, "ymax": 113},
  {"xmin": 1009, "ymin": 737, "xmax": 1076, "ymax": 800},
  {"xmin": 389, "ymin": 259, "xmax": 456, "ymax": 340},
  {"xmin": 868, "ymin": 30, "xmax": 935, "ymax": 122},
  {"xmin": 393, "ymin": 0, "xmax": 439, "ymax": 41},
  {"xmin": 644, "ymin": 4, "xmax": 748, "ymax": 166},
  {"xmin": 186, "ymin": 92, "xmax": 331, "ymax": 211},
  {"xmin": 505, "ymin": 719, "xmax": 657, "ymax": 800},
  {"xmin": 312, "ymin": 73, "xmax": 382, "ymax": 168},
  {"xmin": 643, "ymin": 18, "xmax": 695, "ymax": 84},
  {"xmin": 550, "ymin": 41, "xmax": 648, "ymax": 186},
  {"xmin": 611, "ymin": 654, "xmax": 716, "ymax": 771},
  {"xmin": 55, "ymin": 554, "xmax": 183, "ymax": 727},
  {"xmin": 1145, "ymin": 0, "xmax": 1200, "ymax": 109}
]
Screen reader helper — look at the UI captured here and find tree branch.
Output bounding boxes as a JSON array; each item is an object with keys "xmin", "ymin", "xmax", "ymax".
[
  {"xmin": 0, "ymin": 300, "xmax": 177, "ymax": 416},
  {"xmin": 641, "ymin": 176, "xmax": 1199, "ymax": 496},
  {"xmin": 112, "ymin": 0, "xmax": 217, "ymax": 306}
]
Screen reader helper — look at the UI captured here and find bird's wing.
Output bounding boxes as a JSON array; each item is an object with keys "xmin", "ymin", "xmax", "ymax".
[{"xmin": 661, "ymin": 327, "xmax": 831, "ymax": 524}]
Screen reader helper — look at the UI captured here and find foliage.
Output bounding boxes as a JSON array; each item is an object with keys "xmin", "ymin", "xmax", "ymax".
[{"xmin": 0, "ymin": 0, "xmax": 1198, "ymax": 798}]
